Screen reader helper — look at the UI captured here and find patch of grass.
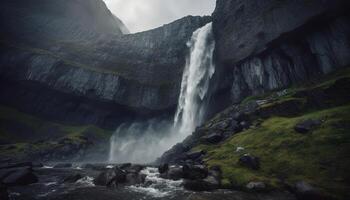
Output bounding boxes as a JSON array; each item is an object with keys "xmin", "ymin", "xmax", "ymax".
[
  {"xmin": 196, "ymin": 105, "xmax": 350, "ymax": 199},
  {"xmin": 0, "ymin": 105, "xmax": 112, "ymax": 143}
]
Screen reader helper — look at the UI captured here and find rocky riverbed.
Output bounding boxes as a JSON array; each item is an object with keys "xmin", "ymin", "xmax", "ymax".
[{"xmin": 0, "ymin": 161, "xmax": 297, "ymax": 200}]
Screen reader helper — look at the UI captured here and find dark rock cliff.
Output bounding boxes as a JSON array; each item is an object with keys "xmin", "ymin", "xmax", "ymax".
[
  {"xmin": 0, "ymin": 0, "xmax": 211, "ymax": 129},
  {"xmin": 211, "ymin": 0, "xmax": 350, "ymax": 104},
  {"xmin": 0, "ymin": 0, "xmax": 125, "ymax": 42}
]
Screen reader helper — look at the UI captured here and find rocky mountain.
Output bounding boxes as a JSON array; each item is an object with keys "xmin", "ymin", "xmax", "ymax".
[
  {"xmin": 0, "ymin": 0, "xmax": 211, "ymax": 129},
  {"xmin": 0, "ymin": 0, "xmax": 125, "ymax": 43},
  {"xmin": 210, "ymin": 0, "xmax": 350, "ymax": 104}
]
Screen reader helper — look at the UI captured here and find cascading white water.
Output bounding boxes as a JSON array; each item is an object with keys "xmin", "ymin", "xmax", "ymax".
[
  {"xmin": 109, "ymin": 22, "xmax": 215, "ymax": 163},
  {"xmin": 174, "ymin": 22, "xmax": 215, "ymax": 136}
]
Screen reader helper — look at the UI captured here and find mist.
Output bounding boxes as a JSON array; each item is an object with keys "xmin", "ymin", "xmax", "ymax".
[{"xmin": 103, "ymin": 0, "xmax": 216, "ymax": 33}]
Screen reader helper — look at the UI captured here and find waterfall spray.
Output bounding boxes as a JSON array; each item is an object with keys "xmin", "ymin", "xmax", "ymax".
[{"xmin": 109, "ymin": 23, "xmax": 215, "ymax": 163}]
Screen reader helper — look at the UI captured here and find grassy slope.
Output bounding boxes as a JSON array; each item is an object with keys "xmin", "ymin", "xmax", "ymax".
[
  {"xmin": 0, "ymin": 105, "xmax": 112, "ymax": 158},
  {"xmin": 193, "ymin": 68, "xmax": 350, "ymax": 199}
]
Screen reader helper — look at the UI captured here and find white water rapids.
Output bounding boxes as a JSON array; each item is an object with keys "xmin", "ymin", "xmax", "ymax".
[{"xmin": 109, "ymin": 22, "xmax": 215, "ymax": 163}]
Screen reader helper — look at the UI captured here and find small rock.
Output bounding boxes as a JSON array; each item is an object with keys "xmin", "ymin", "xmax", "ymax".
[
  {"xmin": 53, "ymin": 163, "xmax": 72, "ymax": 168},
  {"xmin": 158, "ymin": 164, "xmax": 169, "ymax": 174},
  {"xmin": 2, "ymin": 168, "xmax": 38, "ymax": 186},
  {"xmin": 294, "ymin": 119, "xmax": 322, "ymax": 134},
  {"xmin": 246, "ymin": 181, "xmax": 266, "ymax": 191},
  {"xmin": 202, "ymin": 133, "xmax": 223, "ymax": 144},
  {"xmin": 236, "ymin": 147, "xmax": 245, "ymax": 152},
  {"xmin": 239, "ymin": 154, "xmax": 260, "ymax": 170},
  {"xmin": 240, "ymin": 121, "xmax": 250, "ymax": 130}
]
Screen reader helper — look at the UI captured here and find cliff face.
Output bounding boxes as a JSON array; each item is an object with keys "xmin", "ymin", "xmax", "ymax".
[
  {"xmin": 211, "ymin": 0, "xmax": 350, "ymax": 104},
  {"xmin": 0, "ymin": 0, "xmax": 211, "ymax": 129}
]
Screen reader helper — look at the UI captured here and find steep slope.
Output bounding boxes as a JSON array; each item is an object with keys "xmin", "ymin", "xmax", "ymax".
[
  {"xmin": 0, "ymin": 0, "xmax": 211, "ymax": 129},
  {"xmin": 158, "ymin": 67, "xmax": 350, "ymax": 199},
  {"xmin": 210, "ymin": 0, "xmax": 350, "ymax": 105},
  {"xmin": 0, "ymin": 0, "xmax": 124, "ymax": 43}
]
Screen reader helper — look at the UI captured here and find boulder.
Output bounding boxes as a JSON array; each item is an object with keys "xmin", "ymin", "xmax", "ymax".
[
  {"xmin": 53, "ymin": 163, "xmax": 72, "ymax": 168},
  {"xmin": 2, "ymin": 168, "xmax": 38, "ymax": 186},
  {"xmin": 183, "ymin": 164, "xmax": 208, "ymax": 180},
  {"xmin": 246, "ymin": 181, "xmax": 266, "ymax": 191},
  {"xmin": 202, "ymin": 133, "xmax": 224, "ymax": 144},
  {"xmin": 158, "ymin": 164, "xmax": 169, "ymax": 174},
  {"xmin": 63, "ymin": 173, "xmax": 83, "ymax": 183},
  {"xmin": 160, "ymin": 166, "xmax": 183, "ymax": 181},
  {"xmin": 239, "ymin": 155, "xmax": 260, "ymax": 170},
  {"xmin": 294, "ymin": 119, "xmax": 322, "ymax": 134},
  {"xmin": 93, "ymin": 167, "xmax": 126, "ymax": 187}
]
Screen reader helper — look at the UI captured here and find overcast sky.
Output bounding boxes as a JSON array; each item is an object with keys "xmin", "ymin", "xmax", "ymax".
[{"xmin": 103, "ymin": 0, "xmax": 216, "ymax": 33}]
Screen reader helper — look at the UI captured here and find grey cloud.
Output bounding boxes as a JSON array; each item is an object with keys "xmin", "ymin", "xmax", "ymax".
[{"xmin": 103, "ymin": 0, "xmax": 216, "ymax": 33}]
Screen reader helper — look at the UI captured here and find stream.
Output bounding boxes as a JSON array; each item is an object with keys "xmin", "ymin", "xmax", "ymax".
[{"xmin": 7, "ymin": 164, "xmax": 296, "ymax": 200}]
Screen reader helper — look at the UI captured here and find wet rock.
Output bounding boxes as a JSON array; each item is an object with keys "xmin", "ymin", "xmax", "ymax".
[
  {"xmin": 160, "ymin": 166, "xmax": 183, "ymax": 181},
  {"xmin": 63, "ymin": 173, "xmax": 83, "ymax": 183},
  {"xmin": 246, "ymin": 181, "xmax": 266, "ymax": 191},
  {"xmin": 94, "ymin": 167, "xmax": 126, "ymax": 187},
  {"xmin": 294, "ymin": 181, "xmax": 325, "ymax": 200},
  {"xmin": 125, "ymin": 173, "xmax": 146, "ymax": 185},
  {"xmin": 183, "ymin": 164, "xmax": 208, "ymax": 180},
  {"xmin": 158, "ymin": 164, "xmax": 169, "ymax": 174},
  {"xmin": 239, "ymin": 155, "xmax": 260, "ymax": 170},
  {"xmin": 2, "ymin": 168, "xmax": 38, "ymax": 186},
  {"xmin": 53, "ymin": 163, "xmax": 72, "ymax": 168},
  {"xmin": 294, "ymin": 119, "xmax": 322, "ymax": 134},
  {"xmin": 202, "ymin": 133, "xmax": 224, "ymax": 144}
]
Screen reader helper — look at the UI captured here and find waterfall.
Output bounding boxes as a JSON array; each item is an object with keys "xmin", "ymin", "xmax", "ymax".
[
  {"xmin": 174, "ymin": 22, "xmax": 215, "ymax": 136},
  {"xmin": 108, "ymin": 22, "xmax": 215, "ymax": 163}
]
